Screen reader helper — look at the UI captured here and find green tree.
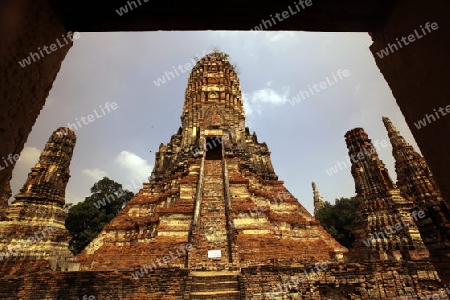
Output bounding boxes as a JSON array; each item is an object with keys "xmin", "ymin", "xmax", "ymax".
[
  {"xmin": 65, "ymin": 177, "xmax": 134, "ymax": 255},
  {"xmin": 315, "ymin": 197, "xmax": 358, "ymax": 248}
]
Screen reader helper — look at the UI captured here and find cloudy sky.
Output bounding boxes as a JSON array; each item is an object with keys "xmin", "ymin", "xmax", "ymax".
[{"xmin": 10, "ymin": 31, "xmax": 420, "ymax": 215}]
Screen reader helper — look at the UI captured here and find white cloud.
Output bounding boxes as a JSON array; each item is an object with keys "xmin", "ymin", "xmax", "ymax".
[
  {"xmin": 115, "ymin": 150, "xmax": 153, "ymax": 184},
  {"xmin": 243, "ymin": 86, "xmax": 290, "ymax": 116},
  {"xmin": 16, "ymin": 146, "xmax": 41, "ymax": 168},
  {"xmin": 83, "ymin": 168, "xmax": 108, "ymax": 182}
]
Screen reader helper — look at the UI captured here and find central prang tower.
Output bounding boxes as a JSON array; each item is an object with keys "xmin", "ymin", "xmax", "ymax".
[
  {"xmin": 180, "ymin": 52, "xmax": 245, "ymax": 148},
  {"xmin": 151, "ymin": 52, "xmax": 277, "ymax": 182}
]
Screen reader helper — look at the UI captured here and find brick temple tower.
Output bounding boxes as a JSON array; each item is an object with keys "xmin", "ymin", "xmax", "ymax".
[
  {"xmin": 344, "ymin": 128, "xmax": 430, "ymax": 262},
  {"xmin": 77, "ymin": 52, "xmax": 347, "ymax": 296},
  {"xmin": 0, "ymin": 52, "xmax": 446, "ymax": 300},
  {"xmin": 312, "ymin": 182, "xmax": 325, "ymax": 215},
  {"xmin": 383, "ymin": 116, "xmax": 450, "ymax": 283},
  {"xmin": 0, "ymin": 127, "xmax": 77, "ymax": 271}
]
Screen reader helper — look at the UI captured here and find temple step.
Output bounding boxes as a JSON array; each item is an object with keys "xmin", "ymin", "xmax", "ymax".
[{"xmin": 186, "ymin": 271, "xmax": 241, "ymax": 300}]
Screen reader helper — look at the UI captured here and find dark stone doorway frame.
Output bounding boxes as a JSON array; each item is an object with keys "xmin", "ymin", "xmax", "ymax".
[
  {"xmin": 205, "ymin": 137, "xmax": 222, "ymax": 160},
  {"xmin": 1, "ymin": 0, "xmax": 449, "ymax": 211}
]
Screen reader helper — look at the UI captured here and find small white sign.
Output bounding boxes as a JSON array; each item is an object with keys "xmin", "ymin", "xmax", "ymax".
[{"xmin": 208, "ymin": 250, "xmax": 222, "ymax": 258}]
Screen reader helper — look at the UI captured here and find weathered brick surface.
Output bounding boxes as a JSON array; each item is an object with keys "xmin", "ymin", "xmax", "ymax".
[
  {"xmin": 0, "ymin": 263, "xmax": 445, "ymax": 299},
  {"xmin": 1, "ymin": 52, "xmax": 448, "ymax": 298},
  {"xmin": 188, "ymin": 159, "xmax": 231, "ymax": 269},
  {"xmin": 0, "ymin": 266, "xmax": 189, "ymax": 299},
  {"xmin": 240, "ymin": 262, "xmax": 444, "ymax": 299},
  {"xmin": 383, "ymin": 117, "xmax": 450, "ymax": 283},
  {"xmin": 345, "ymin": 128, "xmax": 431, "ymax": 263},
  {"xmin": 78, "ymin": 53, "xmax": 348, "ymax": 273},
  {"xmin": 0, "ymin": 128, "xmax": 77, "ymax": 272}
]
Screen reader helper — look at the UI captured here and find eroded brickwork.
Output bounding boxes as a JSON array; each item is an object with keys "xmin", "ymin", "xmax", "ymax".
[
  {"xmin": 344, "ymin": 128, "xmax": 431, "ymax": 263},
  {"xmin": 0, "ymin": 127, "xmax": 77, "ymax": 271},
  {"xmin": 79, "ymin": 52, "xmax": 346, "ymax": 274},
  {"xmin": 1, "ymin": 53, "xmax": 447, "ymax": 299},
  {"xmin": 383, "ymin": 116, "xmax": 450, "ymax": 283}
]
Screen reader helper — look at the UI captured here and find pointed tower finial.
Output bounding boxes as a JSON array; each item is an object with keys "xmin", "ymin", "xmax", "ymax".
[
  {"xmin": 14, "ymin": 127, "xmax": 76, "ymax": 206},
  {"xmin": 312, "ymin": 181, "xmax": 325, "ymax": 215},
  {"xmin": 345, "ymin": 128, "xmax": 394, "ymax": 197},
  {"xmin": 382, "ymin": 116, "xmax": 408, "ymax": 149},
  {"xmin": 381, "ymin": 118, "xmax": 450, "ymax": 279},
  {"xmin": 383, "ymin": 117, "xmax": 445, "ymax": 204}
]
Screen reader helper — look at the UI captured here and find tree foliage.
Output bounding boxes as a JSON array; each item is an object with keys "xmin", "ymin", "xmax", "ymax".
[
  {"xmin": 65, "ymin": 177, "xmax": 134, "ymax": 255},
  {"xmin": 315, "ymin": 197, "xmax": 358, "ymax": 248}
]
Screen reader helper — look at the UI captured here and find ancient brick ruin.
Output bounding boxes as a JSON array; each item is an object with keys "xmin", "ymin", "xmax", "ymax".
[
  {"xmin": 312, "ymin": 182, "xmax": 325, "ymax": 216},
  {"xmin": 0, "ymin": 53, "xmax": 449, "ymax": 299},
  {"xmin": 0, "ymin": 127, "xmax": 78, "ymax": 274},
  {"xmin": 344, "ymin": 127, "xmax": 431, "ymax": 262},
  {"xmin": 382, "ymin": 117, "xmax": 450, "ymax": 283}
]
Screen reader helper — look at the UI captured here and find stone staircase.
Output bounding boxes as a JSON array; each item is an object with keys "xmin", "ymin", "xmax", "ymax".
[
  {"xmin": 186, "ymin": 271, "xmax": 241, "ymax": 299},
  {"xmin": 188, "ymin": 159, "xmax": 232, "ymax": 269}
]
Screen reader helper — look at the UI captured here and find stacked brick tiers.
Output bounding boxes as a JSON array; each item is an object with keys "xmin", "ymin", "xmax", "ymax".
[
  {"xmin": 78, "ymin": 52, "xmax": 347, "ymax": 273},
  {"xmin": 1, "ymin": 53, "xmax": 448, "ymax": 298},
  {"xmin": 0, "ymin": 127, "xmax": 77, "ymax": 271},
  {"xmin": 383, "ymin": 116, "xmax": 450, "ymax": 283},
  {"xmin": 62, "ymin": 53, "xmax": 448, "ymax": 298},
  {"xmin": 344, "ymin": 128, "xmax": 430, "ymax": 262}
]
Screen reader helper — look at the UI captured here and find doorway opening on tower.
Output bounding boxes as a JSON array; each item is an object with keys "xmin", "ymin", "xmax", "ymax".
[{"xmin": 205, "ymin": 136, "xmax": 222, "ymax": 160}]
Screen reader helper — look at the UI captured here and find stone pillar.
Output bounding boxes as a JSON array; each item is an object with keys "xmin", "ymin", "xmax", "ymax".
[
  {"xmin": 369, "ymin": 0, "xmax": 450, "ymax": 206},
  {"xmin": 0, "ymin": 0, "xmax": 72, "ymax": 190},
  {"xmin": 312, "ymin": 182, "xmax": 325, "ymax": 215}
]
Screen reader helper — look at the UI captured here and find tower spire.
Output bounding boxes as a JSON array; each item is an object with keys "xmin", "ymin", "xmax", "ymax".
[
  {"xmin": 344, "ymin": 128, "xmax": 394, "ymax": 197},
  {"xmin": 312, "ymin": 182, "xmax": 325, "ymax": 215},
  {"xmin": 181, "ymin": 52, "xmax": 245, "ymax": 148},
  {"xmin": 382, "ymin": 117, "xmax": 450, "ymax": 282},
  {"xmin": 381, "ymin": 116, "xmax": 416, "ymax": 197},
  {"xmin": 382, "ymin": 116, "xmax": 443, "ymax": 203},
  {"xmin": 344, "ymin": 127, "xmax": 429, "ymax": 261},
  {"xmin": 14, "ymin": 127, "xmax": 76, "ymax": 205},
  {"xmin": 381, "ymin": 116, "xmax": 409, "ymax": 149},
  {"xmin": 0, "ymin": 127, "xmax": 76, "ymax": 269}
]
